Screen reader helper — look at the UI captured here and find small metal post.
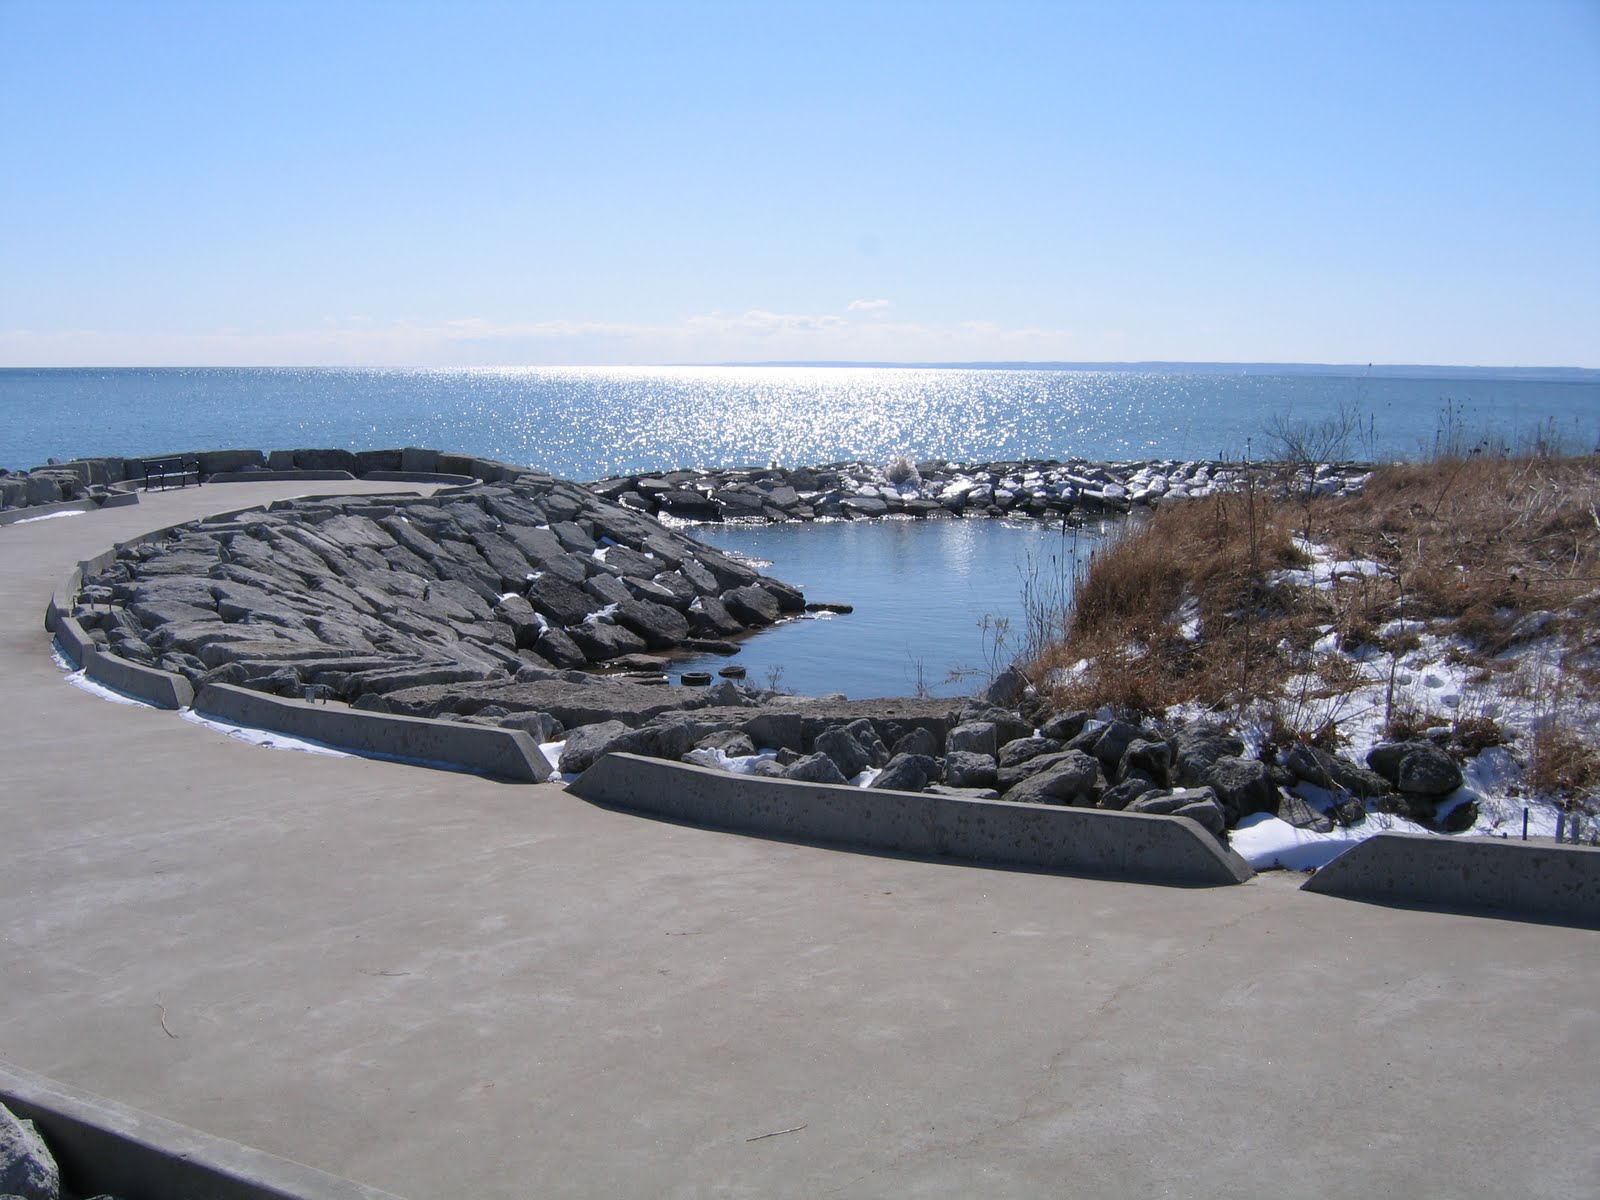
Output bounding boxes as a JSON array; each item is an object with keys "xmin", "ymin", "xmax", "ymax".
[
  {"xmin": 1522, "ymin": 808, "xmax": 1529, "ymax": 841},
  {"xmin": 1555, "ymin": 811, "xmax": 1566, "ymax": 843}
]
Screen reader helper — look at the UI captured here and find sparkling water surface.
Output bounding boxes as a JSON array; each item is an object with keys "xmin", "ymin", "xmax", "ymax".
[{"xmin": 5, "ymin": 365, "xmax": 1596, "ymax": 475}]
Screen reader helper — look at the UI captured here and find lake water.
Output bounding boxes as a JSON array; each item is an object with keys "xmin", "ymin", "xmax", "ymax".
[
  {"xmin": 4, "ymin": 364, "xmax": 1596, "ymax": 475},
  {"xmin": 678, "ymin": 517, "xmax": 1103, "ymax": 700},
  {"xmin": 6, "ymin": 363, "xmax": 1594, "ymax": 697}
]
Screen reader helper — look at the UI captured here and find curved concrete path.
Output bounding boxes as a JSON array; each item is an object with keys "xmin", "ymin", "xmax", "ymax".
[{"xmin": 2, "ymin": 484, "xmax": 1597, "ymax": 1198}]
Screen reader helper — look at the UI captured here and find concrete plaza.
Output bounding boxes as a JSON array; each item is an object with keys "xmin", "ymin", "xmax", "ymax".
[{"xmin": 2, "ymin": 483, "xmax": 1595, "ymax": 1197}]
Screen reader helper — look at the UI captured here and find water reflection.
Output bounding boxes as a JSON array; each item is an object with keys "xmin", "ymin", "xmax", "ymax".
[{"xmin": 676, "ymin": 518, "xmax": 1100, "ymax": 699}]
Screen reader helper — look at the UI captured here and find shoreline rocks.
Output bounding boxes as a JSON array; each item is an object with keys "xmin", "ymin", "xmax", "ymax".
[
  {"xmin": 3, "ymin": 446, "xmax": 1373, "ymax": 522},
  {"xmin": 74, "ymin": 477, "xmax": 809, "ymax": 703}
]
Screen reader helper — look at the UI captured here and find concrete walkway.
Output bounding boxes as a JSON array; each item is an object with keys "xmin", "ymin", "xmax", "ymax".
[{"xmin": 2, "ymin": 484, "xmax": 1596, "ymax": 1198}]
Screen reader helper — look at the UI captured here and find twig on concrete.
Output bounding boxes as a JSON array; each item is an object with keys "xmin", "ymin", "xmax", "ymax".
[
  {"xmin": 156, "ymin": 996, "xmax": 178, "ymax": 1039},
  {"xmin": 746, "ymin": 1123, "xmax": 806, "ymax": 1142}
]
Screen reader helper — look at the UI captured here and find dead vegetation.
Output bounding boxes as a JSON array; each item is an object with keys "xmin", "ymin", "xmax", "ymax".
[{"xmin": 1030, "ymin": 451, "xmax": 1600, "ymax": 803}]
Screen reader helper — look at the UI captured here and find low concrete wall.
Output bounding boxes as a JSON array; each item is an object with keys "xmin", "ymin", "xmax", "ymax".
[
  {"xmin": 0, "ymin": 1059, "xmax": 403, "ymax": 1200},
  {"xmin": 195, "ymin": 682, "xmax": 550, "ymax": 783},
  {"xmin": 570, "ymin": 754, "xmax": 1254, "ymax": 886},
  {"xmin": 1303, "ymin": 832, "xmax": 1600, "ymax": 924},
  {"xmin": 51, "ymin": 615, "xmax": 95, "ymax": 670},
  {"xmin": 86, "ymin": 647, "xmax": 195, "ymax": 709}
]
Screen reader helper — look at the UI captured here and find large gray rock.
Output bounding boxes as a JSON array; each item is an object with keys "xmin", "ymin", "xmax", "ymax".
[
  {"xmin": 1127, "ymin": 787, "xmax": 1227, "ymax": 836},
  {"xmin": 783, "ymin": 752, "xmax": 850, "ymax": 785},
  {"xmin": 946, "ymin": 721, "xmax": 998, "ymax": 757},
  {"xmin": 943, "ymin": 750, "xmax": 998, "ymax": 789},
  {"xmin": 998, "ymin": 736, "xmax": 1064, "ymax": 771},
  {"xmin": 1205, "ymin": 755, "xmax": 1280, "ymax": 821},
  {"xmin": 815, "ymin": 725, "xmax": 872, "ymax": 779},
  {"xmin": 999, "ymin": 749, "xmax": 1101, "ymax": 806},
  {"xmin": 721, "ymin": 584, "xmax": 780, "ymax": 627},
  {"xmin": 1118, "ymin": 738, "xmax": 1172, "ymax": 787},
  {"xmin": 523, "ymin": 574, "xmax": 595, "ymax": 627},
  {"xmin": 871, "ymin": 753, "xmax": 937, "ymax": 793},
  {"xmin": 567, "ymin": 620, "xmax": 648, "ymax": 662},
  {"xmin": 1368, "ymin": 740, "xmax": 1463, "ymax": 797},
  {"xmin": 892, "ymin": 726, "xmax": 940, "ymax": 758},
  {"xmin": 1173, "ymin": 724, "xmax": 1246, "ymax": 786},
  {"xmin": 611, "ymin": 598, "xmax": 690, "ymax": 649},
  {"xmin": 559, "ymin": 720, "xmax": 635, "ymax": 773},
  {"xmin": 1277, "ymin": 791, "xmax": 1336, "ymax": 833},
  {"xmin": 0, "ymin": 1102, "xmax": 59, "ymax": 1200}
]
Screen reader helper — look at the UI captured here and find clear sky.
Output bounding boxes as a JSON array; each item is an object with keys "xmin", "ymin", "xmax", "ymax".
[{"xmin": 2, "ymin": 0, "xmax": 1596, "ymax": 368}]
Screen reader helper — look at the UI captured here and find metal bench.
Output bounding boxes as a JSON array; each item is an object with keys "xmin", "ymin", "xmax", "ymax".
[{"xmin": 139, "ymin": 457, "xmax": 202, "ymax": 491}]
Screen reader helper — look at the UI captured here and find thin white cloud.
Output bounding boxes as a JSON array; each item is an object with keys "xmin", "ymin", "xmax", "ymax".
[{"xmin": 847, "ymin": 298, "xmax": 891, "ymax": 313}]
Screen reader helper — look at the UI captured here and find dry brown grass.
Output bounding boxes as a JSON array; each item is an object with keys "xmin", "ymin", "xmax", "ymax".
[
  {"xmin": 1322, "ymin": 453, "xmax": 1600, "ymax": 654},
  {"xmin": 1032, "ymin": 454, "xmax": 1600, "ymax": 759}
]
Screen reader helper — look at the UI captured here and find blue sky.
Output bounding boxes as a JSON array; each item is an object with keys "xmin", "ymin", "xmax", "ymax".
[{"xmin": 2, "ymin": 0, "xmax": 1596, "ymax": 367}]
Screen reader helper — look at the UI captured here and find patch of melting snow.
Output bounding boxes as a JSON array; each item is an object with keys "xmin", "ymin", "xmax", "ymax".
[
  {"xmin": 55, "ymin": 650, "xmax": 149, "ymax": 706},
  {"xmin": 178, "ymin": 710, "xmax": 351, "ymax": 756},
  {"xmin": 13, "ymin": 509, "xmax": 87, "ymax": 523}
]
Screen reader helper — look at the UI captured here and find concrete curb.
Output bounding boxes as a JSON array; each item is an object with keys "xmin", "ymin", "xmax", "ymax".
[
  {"xmin": 1302, "ymin": 832, "xmax": 1600, "ymax": 924},
  {"xmin": 0, "ymin": 1059, "xmax": 406, "ymax": 1200},
  {"xmin": 195, "ymin": 681, "xmax": 551, "ymax": 782},
  {"xmin": 570, "ymin": 754, "xmax": 1254, "ymax": 886},
  {"xmin": 86, "ymin": 645, "xmax": 196, "ymax": 708}
]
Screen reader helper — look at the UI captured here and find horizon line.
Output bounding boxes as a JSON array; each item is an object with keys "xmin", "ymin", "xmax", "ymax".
[{"xmin": 3, "ymin": 359, "xmax": 1597, "ymax": 375}]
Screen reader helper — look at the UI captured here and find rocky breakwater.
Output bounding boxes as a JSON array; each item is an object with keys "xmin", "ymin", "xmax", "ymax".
[
  {"xmin": 587, "ymin": 457, "xmax": 1372, "ymax": 524},
  {"xmin": 71, "ymin": 475, "xmax": 809, "ymax": 702}
]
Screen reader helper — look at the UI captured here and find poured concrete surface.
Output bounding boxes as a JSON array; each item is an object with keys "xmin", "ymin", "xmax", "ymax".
[{"xmin": 2, "ymin": 485, "xmax": 1598, "ymax": 1198}]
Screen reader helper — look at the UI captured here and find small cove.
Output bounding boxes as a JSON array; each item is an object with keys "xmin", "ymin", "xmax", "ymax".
[{"xmin": 675, "ymin": 517, "xmax": 1108, "ymax": 699}]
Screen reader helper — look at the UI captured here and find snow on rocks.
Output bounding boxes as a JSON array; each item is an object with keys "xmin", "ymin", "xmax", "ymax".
[{"xmin": 585, "ymin": 458, "xmax": 1372, "ymax": 525}]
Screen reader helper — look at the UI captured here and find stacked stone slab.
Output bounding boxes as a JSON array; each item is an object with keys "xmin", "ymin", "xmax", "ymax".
[{"xmin": 74, "ymin": 478, "xmax": 805, "ymax": 703}]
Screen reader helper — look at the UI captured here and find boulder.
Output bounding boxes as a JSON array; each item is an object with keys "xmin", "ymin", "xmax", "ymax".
[
  {"xmin": 696, "ymin": 729, "xmax": 757, "ymax": 757},
  {"xmin": 1368, "ymin": 740, "xmax": 1463, "ymax": 797},
  {"xmin": 783, "ymin": 753, "xmax": 851, "ymax": 785},
  {"xmin": 567, "ymin": 620, "xmax": 648, "ymax": 662},
  {"xmin": 1038, "ymin": 709, "xmax": 1092, "ymax": 741},
  {"xmin": 946, "ymin": 721, "xmax": 998, "ymax": 757},
  {"xmin": 1099, "ymin": 774, "xmax": 1160, "ymax": 810},
  {"xmin": 1205, "ymin": 755, "xmax": 1280, "ymax": 822},
  {"xmin": 984, "ymin": 665, "xmax": 1029, "ymax": 707},
  {"xmin": 1172, "ymin": 723, "xmax": 1246, "ymax": 787},
  {"xmin": 558, "ymin": 720, "xmax": 635, "ymax": 773},
  {"xmin": 721, "ymin": 584, "xmax": 780, "ymax": 626},
  {"xmin": 815, "ymin": 725, "xmax": 872, "ymax": 779},
  {"xmin": 524, "ymin": 574, "xmax": 596, "ymax": 627},
  {"xmin": 999, "ymin": 749, "xmax": 1101, "ymax": 806},
  {"xmin": 1277, "ymin": 791, "xmax": 1336, "ymax": 833},
  {"xmin": 1126, "ymin": 786, "xmax": 1227, "ymax": 836},
  {"xmin": 498, "ymin": 710, "xmax": 563, "ymax": 743},
  {"xmin": 998, "ymin": 736, "xmax": 1064, "ymax": 770},
  {"xmin": 892, "ymin": 726, "xmax": 940, "ymax": 758},
  {"xmin": 872, "ymin": 753, "xmax": 937, "ymax": 792},
  {"xmin": 943, "ymin": 750, "xmax": 998, "ymax": 789},
  {"xmin": 0, "ymin": 1102, "xmax": 59, "ymax": 1200},
  {"xmin": 612, "ymin": 598, "xmax": 691, "ymax": 649},
  {"xmin": 1118, "ymin": 738, "xmax": 1172, "ymax": 787}
]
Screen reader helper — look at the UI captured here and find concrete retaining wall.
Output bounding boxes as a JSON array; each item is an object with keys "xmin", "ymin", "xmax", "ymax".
[
  {"xmin": 1303, "ymin": 832, "xmax": 1600, "ymax": 924},
  {"xmin": 86, "ymin": 647, "xmax": 195, "ymax": 709},
  {"xmin": 0, "ymin": 1060, "xmax": 402, "ymax": 1200},
  {"xmin": 195, "ymin": 682, "xmax": 551, "ymax": 783},
  {"xmin": 571, "ymin": 754, "xmax": 1254, "ymax": 886}
]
